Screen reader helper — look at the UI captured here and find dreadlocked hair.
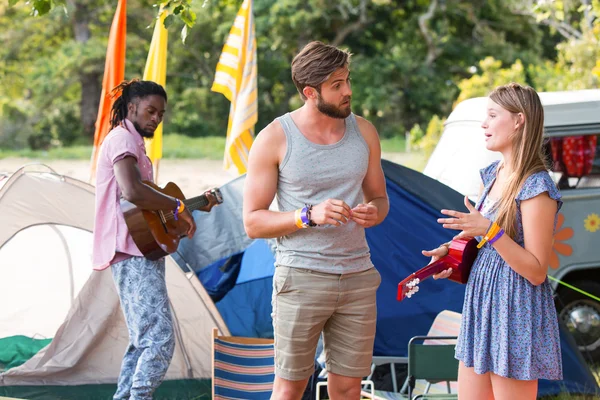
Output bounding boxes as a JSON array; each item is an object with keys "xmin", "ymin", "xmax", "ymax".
[{"xmin": 109, "ymin": 79, "xmax": 168, "ymax": 129}]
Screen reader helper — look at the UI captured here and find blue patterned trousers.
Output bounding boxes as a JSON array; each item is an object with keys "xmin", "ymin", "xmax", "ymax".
[{"xmin": 111, "ymin": 256, "xmax": 175, "ymax": 400}]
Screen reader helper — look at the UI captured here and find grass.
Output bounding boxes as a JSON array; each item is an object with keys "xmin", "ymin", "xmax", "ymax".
[
  {"xmin": 0, "ymin": 134, "xmax": 416, "ymax": 163},
  {"xmin": 162, "ymin": 134, "xmax": 225, "ymax": 159},
  {"xmin": 381, "ymin": 135, "xmax": 408, "ymax": 153},
  {"xmin": 0, "ymin": 135, "xmax": 227, "ymax": 161},
  {"xmin": 0, "ymin": 145, "xmax": 93, "ymax": 160}
]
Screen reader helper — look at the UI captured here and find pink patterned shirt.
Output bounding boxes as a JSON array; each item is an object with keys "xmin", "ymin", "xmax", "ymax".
[{"xmin": 92, "ymin": 119, "xmax": 154, "ymax": 270}]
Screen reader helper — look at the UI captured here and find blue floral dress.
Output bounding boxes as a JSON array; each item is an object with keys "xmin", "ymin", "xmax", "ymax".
[{"xmin": 455, "ymin": 160, "xmax": 563, "ymax": 380}]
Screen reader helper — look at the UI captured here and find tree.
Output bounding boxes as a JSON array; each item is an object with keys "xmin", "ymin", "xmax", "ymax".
[
  {"xmin": 9, "ymin": 0, "xmax": 196, "ymax": 41},
  {"xmin": 455, "ymin": 57, "xmax": 528, "ymax": 104},
  {"xmin": 0, "ymin": 0, "xmax": 557, "ymax": 149}
]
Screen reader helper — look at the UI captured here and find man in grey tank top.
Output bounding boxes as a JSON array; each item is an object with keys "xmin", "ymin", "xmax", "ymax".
[{"xmin": 243, "ymin": 41, "xmax": 389, "ymax": 400}]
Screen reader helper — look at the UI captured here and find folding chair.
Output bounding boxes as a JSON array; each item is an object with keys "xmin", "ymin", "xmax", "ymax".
[
  {"xmin": 316, "ymin": 379, "xmax": 375, "ymax": 400},
  {"xmin": 212, "ymin": 328, "xmax": 275, "ymax": 400},
  {"xmin": 406, "ymin": 310, "xmax": 461, "ymax": 400},
  {"xmin": 364, "ymin": 356, "xmax": 408, "ymax": 394},
  {"xmin": 407, "ymin": 335, "xmax": 458, "ymax": 399}
]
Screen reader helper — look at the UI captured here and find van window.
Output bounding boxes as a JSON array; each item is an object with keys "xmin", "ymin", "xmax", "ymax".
[{"xmin": 545, "ymin": 134, "xmax": 600, "ymax": 189}]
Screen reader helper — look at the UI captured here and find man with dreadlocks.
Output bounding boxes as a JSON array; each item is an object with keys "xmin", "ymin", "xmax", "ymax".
[{"xmin": 92, "ymin": 79, "xmax": 196, "ymax": 400}]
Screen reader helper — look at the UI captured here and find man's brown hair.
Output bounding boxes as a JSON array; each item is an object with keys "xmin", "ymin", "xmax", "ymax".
[{"xmin": 291, "ymin": 41, "xmax": 352, "ymax": 100}]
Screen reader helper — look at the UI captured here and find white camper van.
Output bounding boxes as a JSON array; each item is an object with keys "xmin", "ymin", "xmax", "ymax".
[{"xmin": 424, "ymin": 89, "xmax": 600, "ymax": 359}]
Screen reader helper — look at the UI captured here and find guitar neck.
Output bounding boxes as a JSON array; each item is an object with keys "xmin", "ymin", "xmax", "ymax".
[
  {"xmin": 397, "ymin": 238, "xmax": 477, "ymax": 301},
  {"xmin": 410, "ymin": 258, "xmax": 448, "ymax": 282},
  {"xmin": 397, "ymin": 256, "xmax": 453, "ymax": 301},
  {"xmin": 183, "ymin": 195, "xmax": 208, "ymax": 212}
]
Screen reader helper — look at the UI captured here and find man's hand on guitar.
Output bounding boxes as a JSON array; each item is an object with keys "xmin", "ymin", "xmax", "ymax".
[
  {"xmin": 422, "ymin": 244, "xmax": 453, "ymax": 280},
  {"xmin": 438, "ymin": 196, "xmax": 490, "ymax": 239},
  {"xmin": 179, "ymin": 209, "xmax": 196, "ymax": 238},
  {"xmin": 199, "ymin": 190, "xmax": 219, "ymax": 212}
]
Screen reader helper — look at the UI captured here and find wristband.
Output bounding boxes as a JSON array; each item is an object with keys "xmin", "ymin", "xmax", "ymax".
[
  {"xmin": 294, "ymin": 209, "xmax": 305, "ymax": 229},
  {"xmin": 174, "ymin": 199, "xmax": 181, "ymax": 221},
  {"xmin": 300, "ymin": 206, "xmax": 310, "ymax": 226},
  {"xmin": 477, "ymin": 221, "xmax": 501, "ymax": 249},
  {"xmin": 488, "ymin": 229, "xmax": 505, "ymax": 245}
]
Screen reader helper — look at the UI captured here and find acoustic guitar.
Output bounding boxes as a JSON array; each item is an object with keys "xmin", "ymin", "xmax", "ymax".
[
  {"xmin": 121, "ymin": 181, "xmax": 223, "ymax": 260},
  {"xmin": 397, "ymin": 238, "xmax": 479, "ymax": 301}
]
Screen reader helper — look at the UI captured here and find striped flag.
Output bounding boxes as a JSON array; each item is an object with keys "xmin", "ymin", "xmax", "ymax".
[
  {"xmin": 90, "ymin": 0, "xmax": 127, "ymax": 181},
  {"xmin": 143, "ymin": 8, "xmax": 169, "ymax": 173},
  {"xmin": 211, "ymin": 0, "xmax": 257, "ymax": 175}
]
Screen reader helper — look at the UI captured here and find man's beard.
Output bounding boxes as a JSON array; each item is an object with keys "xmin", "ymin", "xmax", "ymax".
[
  {"xmin": 316, "ymin": 94, "xmax": 352, "ymax": 119},
  {"xmin": 132, "ymin": 120, "xmax": 154, "ymax": 138}
]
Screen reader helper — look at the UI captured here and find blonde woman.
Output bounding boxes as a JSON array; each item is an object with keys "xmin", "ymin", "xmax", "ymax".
[{"xmin": 424, "ymin": 83, "xmax": 562, "ymax": 399}]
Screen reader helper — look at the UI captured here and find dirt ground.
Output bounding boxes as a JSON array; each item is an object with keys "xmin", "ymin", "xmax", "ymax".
[{"xmin": 0, "ymin": 152, "xmax": 408, "ymax": 196}]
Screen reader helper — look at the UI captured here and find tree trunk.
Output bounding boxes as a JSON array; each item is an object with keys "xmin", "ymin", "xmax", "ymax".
[
  {"xmin": 70, "ymin": 0, "xmax": 102, "ymax": 141},
  {"xmin": 80, "ymin": 71, "xmax": 102, "ymax": 140},
  {"xmin": 418, "ymin": 0, "xmax": 441, "ymax": 67}
]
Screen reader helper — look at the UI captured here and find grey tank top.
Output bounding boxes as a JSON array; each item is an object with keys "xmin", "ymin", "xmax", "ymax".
[{"xmin": 275, "ymin": 112, "xmax": 373, "ymax": 274}]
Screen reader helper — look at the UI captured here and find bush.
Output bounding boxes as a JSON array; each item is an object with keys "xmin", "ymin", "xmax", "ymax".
[
  {"xmin": 167, "ymin": 87, "xmax": 228, "ymax": 137},
  {"xmin": 419, "ymin": 115, "xmax": 446, "ymax": 158},
  {"xmin": 407, "ymin": 124, "xmax": 425, "ymax": 151}
]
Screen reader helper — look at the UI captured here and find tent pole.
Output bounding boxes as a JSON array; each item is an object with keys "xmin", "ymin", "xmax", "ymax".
[
  {"xmin": 169, "ymin": 300, "xmax": 194, "ymax": 378},
  {"xmin": 50, "ymin": 225, "xmax": 75, "ymax": 303}
]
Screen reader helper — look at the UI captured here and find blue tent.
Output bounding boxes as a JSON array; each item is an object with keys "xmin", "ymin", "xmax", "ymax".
[{"xmin": 174, "ymin": 159, "xmax": 599, "ymax": 397}]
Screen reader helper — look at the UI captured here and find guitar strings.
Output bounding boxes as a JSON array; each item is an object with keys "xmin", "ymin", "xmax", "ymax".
[{"xmin": 161, "ymin": 197, "xmax": 209, "ymax": 222}]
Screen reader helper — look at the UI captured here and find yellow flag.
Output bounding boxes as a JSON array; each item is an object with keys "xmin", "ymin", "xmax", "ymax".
[
  {"xmin": 211, "ymin": 0, "xmax": 257, "ymax": 175},
  {"xmin": 143, "ymin": 9, "xmax": 168, "ymax": 165}
]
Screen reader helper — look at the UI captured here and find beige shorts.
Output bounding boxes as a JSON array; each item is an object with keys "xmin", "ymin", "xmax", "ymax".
[{"xmin": 271, "ymin": 266, "xmax": 381, "ymax": 381}]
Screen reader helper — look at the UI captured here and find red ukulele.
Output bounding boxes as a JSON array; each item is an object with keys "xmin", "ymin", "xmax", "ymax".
[
  {"xmin": 121, "ymin": 181, "xmax": 223, "ymax": 260},
  {"xmin": 397, "ymin": 238, "xmax": 479, "ymax": 301}
]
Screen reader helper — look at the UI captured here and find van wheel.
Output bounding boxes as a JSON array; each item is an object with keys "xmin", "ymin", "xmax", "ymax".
[{"xmin": 556, "ymin": 280, "xmax": 600, "ymax": 361}]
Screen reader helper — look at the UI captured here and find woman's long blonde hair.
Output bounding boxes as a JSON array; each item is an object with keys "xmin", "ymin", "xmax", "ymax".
[{"xmin": 489, "ymin": 83, "xmax": 548, "ymax": 239}]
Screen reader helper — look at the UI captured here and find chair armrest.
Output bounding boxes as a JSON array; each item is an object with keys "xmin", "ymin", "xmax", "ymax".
[{"xmin": 408, "ymin": 336, "xmax": 458, "ymax": 346}]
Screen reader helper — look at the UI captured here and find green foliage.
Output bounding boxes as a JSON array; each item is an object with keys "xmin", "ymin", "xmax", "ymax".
[
  {"xmin": 455, "ymin": 57, "xmax": 528, "ymax": 104},
  {"xmin": 407, "ymin": 124, "xmax": 425, "ymax": 151},
  {"xmin": 162, "ymin": 134, "xmax": 225, "ymax": 159},
  {"xmin": 9, "ymin": 0, "xmax": 195, "ymax": 42},
  {"xmin": 0, "ymin": 102, "xmax": 33, "ymax": 149},
  {"xmin": 419, "ymin": 114, "xmax": 445, "ymax": 158},
  {"xmin": 380, "ymin": 135, "xmax": 407, "ymax": 153},
  {"xmin": 1, "ymin": 0, "xmax": 598, "ymax": 157},
  {"xmin": 0, "ymin": 134, "xmax": 410, "ymax": 160},
  {"xmin": 0, "ymin": 144, "xmax": 92, "ymax": 159},
  {"xmin": 166, "ymin": 87, "xmax": 228, "ymax": 137},
  {"xmin": 530, "ymin": 29, "xmax": 600, "ymax": 91}
]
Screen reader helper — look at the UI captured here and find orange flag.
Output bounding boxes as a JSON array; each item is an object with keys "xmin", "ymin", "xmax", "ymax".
[{"xmin": 90, "ymin": 0, "xmax": 127, "ymax": 181}]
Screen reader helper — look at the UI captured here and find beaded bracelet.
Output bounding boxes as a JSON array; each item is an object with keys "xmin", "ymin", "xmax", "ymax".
[{"xmin": 305, "ymin": 204, "xmax": 317, "ymax": 227}]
